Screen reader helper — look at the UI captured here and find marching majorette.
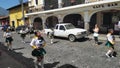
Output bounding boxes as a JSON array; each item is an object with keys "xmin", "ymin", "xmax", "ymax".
[
  {"xmin": 93, "ymin": 24, "xmax": 99, "ymax": 45},
  {"xmin": 3, "ymin": 29, "xmax": 13, "ymax": 50},
  {"xmin": 30, "ymin": 31, "xmax": 46, "ymax": 68},
  {"xmin": 105, "ymin": 29, "xmax": 116, "ymax": 58}
]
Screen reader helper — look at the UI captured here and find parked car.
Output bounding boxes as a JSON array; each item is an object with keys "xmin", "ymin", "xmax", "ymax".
[
  {"xmin": 15, "ymin": 25, "xmax": 27, "ymax": 34},
  {"xmin": 44, "ymin": 23, "xmax": 87, "ymax": 42}
]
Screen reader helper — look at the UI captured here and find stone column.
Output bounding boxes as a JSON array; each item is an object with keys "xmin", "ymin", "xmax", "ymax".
[
  {"xmin": 58, "ymin": 0, "xmax": 62, "ymax": 8},
  {"xmin": 34, "ymin": 0, "xmax": 36, "ymax": 6},
  {"xmin": 40, "ymin": 0, "xmax": 44, "ymax": 7},
  {"xmin": 29, "ymin": 16, "xmax": 34, "ymax": 26},
  {"xmin": 58, "ymin": 15, "xmax": 63, "ymax": 23},
  {"xmin": 97, "ymin": 12, "xmax": 102, "ymax": 27},
  {"xmin": 84, "ymin": 11, "xmax": 90, "ymax": 31},
  {"xmin": 41, "ymin": 16, "xmax": 47, "ymax": 30},
  {"xmin": 37, "ymin": 0, "xmax": 44, "ymax": 10}
]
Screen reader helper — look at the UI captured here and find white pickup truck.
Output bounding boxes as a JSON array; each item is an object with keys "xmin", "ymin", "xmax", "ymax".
[{"xmin": 44, "ymin": 23, "xmax": 87, "ymax": 42}]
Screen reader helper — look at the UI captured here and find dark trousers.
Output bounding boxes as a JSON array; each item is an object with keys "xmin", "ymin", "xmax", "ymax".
[
  {"xmin": 119, "ymin": 28, "xmax": 120, "ymax": 37},
  {"xmin": 94, "ymin": 37, "xmax": 98, "ymax": 44}
]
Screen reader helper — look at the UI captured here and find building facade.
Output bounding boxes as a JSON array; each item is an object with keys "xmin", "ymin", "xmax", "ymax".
[
  {"xmin": 0, "ymin": 16, "xmax": 9, "ymax": 26},
  {"xmin": 26, "ymin": 0, "xmax": 120, "ymax": 34},
  {"xmin": 7, "ymin": 2, "xmax": 28, "ymax": 28}
]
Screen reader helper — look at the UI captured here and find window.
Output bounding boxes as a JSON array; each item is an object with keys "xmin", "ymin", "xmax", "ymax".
[
  {"xmin": 59, "ymin": 25, "xmax": 65, "ymax": 30},
  {"xmin": 44, "ymin": 0, "xmax": 58, "ymax": 10},
  {"xmin": 55, "ymin": 25, "xmax": 58, "ymax": 29},
  {"xmin": 35, "ymin": 0, "xmax": 38, "ymax": 5}
]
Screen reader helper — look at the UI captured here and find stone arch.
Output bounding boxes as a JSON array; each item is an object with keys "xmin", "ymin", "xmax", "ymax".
[
  {"xmin": 63, "ymin": 14, "xmax": 84, "ymax": 28},
  {"xmin": 89, "ymin": 8, "xmax": 120, "ymax": 21},
  {"xmin": 45, "ymin": 16, "xmax": 58, "ymax": 28},
  {"xmin": 89, "ymin": 9, "xmax": 120, "ymax": 34},
  {"xmin": 33, "ymin": 17, "xmax": 43, "ymax": 30}
]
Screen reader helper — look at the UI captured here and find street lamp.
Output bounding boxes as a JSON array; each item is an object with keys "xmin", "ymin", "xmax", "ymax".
[{"xmin": 19, "ymin": 0, "xmax": 25, "ymax": 25}]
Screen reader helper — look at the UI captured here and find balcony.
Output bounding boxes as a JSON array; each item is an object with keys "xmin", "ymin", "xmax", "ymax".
[
  {"xmin": 85, "ymin": 0, "xmax": 103, "ymax": 3},
  {"xmin": 26, "ymin": 5, "xmax": 44, "ymax": 13},
  {"xmin": 26, "ymin": 0, "xmax": 118, "ymax": 13}
]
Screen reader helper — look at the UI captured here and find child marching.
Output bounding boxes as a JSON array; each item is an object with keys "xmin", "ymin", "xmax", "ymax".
[{"xmin": 105, "ymin": 29, "xmax": 116, "ymax": 58}]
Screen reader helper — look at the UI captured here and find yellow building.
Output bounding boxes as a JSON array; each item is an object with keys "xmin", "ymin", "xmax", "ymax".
[{"xmin": 7, "ymin": 2, "xmax": 28, "ymax": 28}]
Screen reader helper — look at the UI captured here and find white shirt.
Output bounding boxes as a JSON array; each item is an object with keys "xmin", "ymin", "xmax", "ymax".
[
  {"xmin": 118, "ymin": 21, "xmax": 120, "ymax": 28},
  {"xmin": 4, "ymin": 32, "xmax": 12, "ymax": 38},
  {"xmin": 30, "ymin": 37, "xmax": 45, "ymax": 48},
  {"xmin": 93, "ymin": 28, "xmax": 99, "ymax": 37},
  {"xmin": 20, "ymin": 30, "xmax": 26, "ymax": 34},
  {"xmin": 107, "ymin": 34, "xmax": 113, "ymax": 42}
]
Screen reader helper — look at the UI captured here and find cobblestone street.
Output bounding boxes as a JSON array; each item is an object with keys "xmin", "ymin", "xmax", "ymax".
[
  {"xmin": 0, "ymin": 32, "xmax": 120, "ymax": 68},
  {"xmin": 0, "ymin": 0, "xmax": 120, "ymax": 68}
]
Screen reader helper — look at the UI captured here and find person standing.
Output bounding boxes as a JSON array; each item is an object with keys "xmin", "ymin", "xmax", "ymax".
[
  {"xmin": 20, "ymin": 28, "xmax": 26, "ymax": 43},
  {"xmin": 30, "ymin": 31, "xmax": 46, "ymax": 68},
  {"xmin": 93, "ymin": 24, "xmax": 99, "ymax": 45},
  {"xmin": 49, "ymin": 28, "xmax": 54, "ymax": 44},
  {"xmin": 3, "ymin": 29, "xmax": 13, "ymax": 50},
  {"xmin": 118, "ymin": 21, "xmax": 120, "ymax": 38},
  {"xmin": 105, "ymin": 29, "xmax": 115, "ymax": 58}
]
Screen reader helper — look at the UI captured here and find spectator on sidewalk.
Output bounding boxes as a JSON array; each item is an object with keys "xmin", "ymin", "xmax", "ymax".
[
  {"xmin": 3, "ymin": 29, "xmax": 13, "ymax": 50},
  {"xmin": 93, "ymin": 24, "xmax": 99, "ymax": 45},
  {"xmin": 20, "ymin": 28, "xmax": 26, "ymax": 43},
  {"xmin": 49, "ymin": 28, "xmax": 54, "ymax": 44},
  {"xmin": 118, "ymin": 21, "xmax": 120, "ymax": 38},
  {"xmin": 105, "ymin": 29, "xmax": 116, "ymax": 58},
  {"xmin": 30, "ymin": 31, "xmax": 46, "ymax": 68}
]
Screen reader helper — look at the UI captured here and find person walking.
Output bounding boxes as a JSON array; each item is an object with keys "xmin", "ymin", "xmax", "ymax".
[
  {"xmin": 93, "ymin": 24, "xmax": 99, "ymax": 45},
  {"xmin": 3, "ymin": 29, "xmax": 13, "ymax": 50},
  {"xmin": 20, "ymin": 28, "xmax": 26, "ymax": 43},
  {"xmin": 30, "ymin": 31, "xmax": 46, "ymax": 68},
  {"xmin": 105, "ymin": 29, "xmax": 115, "ymax": 58},
  {"xmin": 118, "ymin": 21, "xmax": 120, "ymax": 38},
  {"xmin": 49, "ymin": 28, "xmax": 54, "ymax": 44}
]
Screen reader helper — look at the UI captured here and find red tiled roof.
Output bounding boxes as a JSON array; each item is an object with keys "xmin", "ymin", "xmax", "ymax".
[{"xmin": 0, "ymin": 16, "xmax": 9, "ymax": 19}]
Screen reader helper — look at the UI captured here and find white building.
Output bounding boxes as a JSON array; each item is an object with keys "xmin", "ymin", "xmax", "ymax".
[{"xmin": 26, "ymin": 0, "xmax": 120, "ymax": 34}]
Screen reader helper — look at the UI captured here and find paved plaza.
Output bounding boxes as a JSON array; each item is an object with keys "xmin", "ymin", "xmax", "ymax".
[{"xmin": 0, "ymin": 31, "xmax": 120, "ymax": 68}]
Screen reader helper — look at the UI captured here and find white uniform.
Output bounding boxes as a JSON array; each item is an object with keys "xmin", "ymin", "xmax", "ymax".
[
  {"xmin": 4, "ymin": 32, "xmax": 12, "ymax": 38},
  {"xmin": 118, "ymin": 21, "xmax": 120, "ymax": 28},
  {"xmin": 30, "ymin": 36, "xmax": 45, "ymax": 68},
  {"xmin": 107, "ymin": 34, "xmax": 113, "ymax": 42},
  {"xmin": 30, "ymin": 37, "xmax": 45, "ymax": 48}
]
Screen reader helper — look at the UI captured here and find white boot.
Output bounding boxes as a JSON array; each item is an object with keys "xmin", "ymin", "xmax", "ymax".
[
  {"xmin": 10, "ymin": 45, "xmax": 13, "ymax": 50},
  {"xmin": 40, "ymin": 59, "xmax": 44, "ymax": 68},
  {"xmin": 106, "ymin": 50, "xmax": 112, "ymax": 58},
  {"xmin": 51, "ymin": 39, "xmax": 53, "ymax": 44}
]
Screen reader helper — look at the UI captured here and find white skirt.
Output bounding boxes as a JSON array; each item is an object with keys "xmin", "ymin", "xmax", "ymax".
[{"xmin": 93, "ymin": 32, "xmax": 99, "ymax": 37}]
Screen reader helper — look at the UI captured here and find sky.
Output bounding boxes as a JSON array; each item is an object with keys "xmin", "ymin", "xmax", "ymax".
[{"xmin": 0, "ymin": 0, "xmax": 28, "ymax": 9}]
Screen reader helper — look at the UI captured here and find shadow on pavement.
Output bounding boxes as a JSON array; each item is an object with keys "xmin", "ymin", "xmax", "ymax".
[
  {"xmin": 13, "ymin": 47, "xmax": 25, "ymax": 50},
  {"xmin": 76, "ymin": 37, "xmax": 89, "ymax": 42},
  {"xmin": 58, "ymin": 64, "xmax": 78, "ymax": 68},
  {"xmin": 98, "ymin": 42, "xmax": 103, "ymax": 45},
  {"xmin": 0, "ymin": 42, "xmax": 60, "ymax": 68},
  {"xmin": 53, "ymin": 36, "xmax": 89, "ymax": 42},
  {"xmin": 25, "ymin": 41, "xmax": 31, "ymax": 43},
  {"xmin": 44, "ymin": 62, "xmax": 60, "ymax": 68},
  {"xmin": 53, "ymin": 41, "xmax": 60, "ymax": 44}
]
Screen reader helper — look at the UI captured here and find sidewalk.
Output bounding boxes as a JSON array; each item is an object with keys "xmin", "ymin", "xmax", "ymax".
[{"xmin": 88, "ymin": 34, "xmax": 120, "ymax": 42}]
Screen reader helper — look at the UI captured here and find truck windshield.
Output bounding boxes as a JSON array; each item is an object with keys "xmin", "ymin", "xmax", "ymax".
[{"xmin": 65, "ymin": 24, "xmax": 75, "ymax": 29}]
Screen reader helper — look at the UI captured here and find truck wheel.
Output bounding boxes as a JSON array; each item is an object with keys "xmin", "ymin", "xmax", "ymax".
[{"xmin": 68, "ymin": 35, "xmax": 76, "ymax": 42}]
